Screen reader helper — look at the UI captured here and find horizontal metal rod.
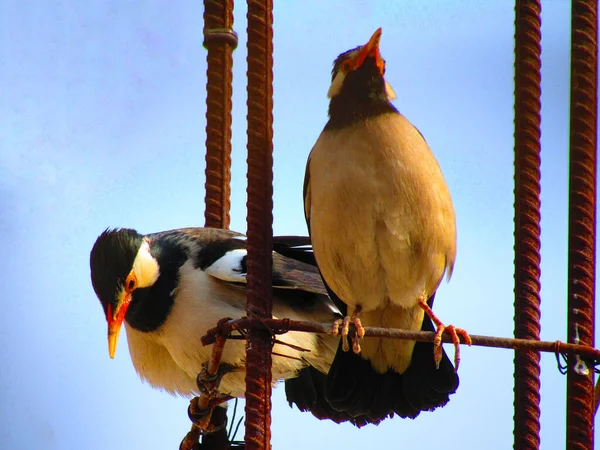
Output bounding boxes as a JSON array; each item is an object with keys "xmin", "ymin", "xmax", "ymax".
[{"xmin": 201, "ymin": 317, "xmax": 600, "ymax": 361}]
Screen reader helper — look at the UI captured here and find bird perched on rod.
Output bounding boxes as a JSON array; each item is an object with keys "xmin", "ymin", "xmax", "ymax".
[
  {"xmin": 89, "ymin": 226, "xmax": 379, "ymax": 427},
  {"xmin": 303, "ymin": 28, "xmax": 471, "ymax": 421}
]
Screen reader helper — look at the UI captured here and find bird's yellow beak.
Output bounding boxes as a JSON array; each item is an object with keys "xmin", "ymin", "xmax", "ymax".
[
  {"xmin": 107, "ymin": 292, "xmax": 131, "ymax": 359},
  {"xmin": 354, "ymin": 28, "xmax": 384, "ymax": 74}
]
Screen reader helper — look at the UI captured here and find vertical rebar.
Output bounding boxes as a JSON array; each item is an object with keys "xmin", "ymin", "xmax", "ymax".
[
  {"xmin": 244, "ymin": 0, "xmax": 274, "ymax": 449},
  {"xmin": 203, "ymin": 0, "xmax": 236, "ymax": 229},
  {"xmin": 513, "ymin": 1, "xmax": 542, "ymax": 449},
  {"xmin": 566, "ymin": 1, "xmax": 597, "ymax": 449},
  {"xmin": 202, "ymin": 2, "xmax": 236, "ymax": 447}
]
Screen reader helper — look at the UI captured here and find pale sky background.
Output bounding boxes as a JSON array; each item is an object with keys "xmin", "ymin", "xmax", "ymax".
[{"xmin": 0, "ymin": 1, "xmax": 590, "ymax": 449}]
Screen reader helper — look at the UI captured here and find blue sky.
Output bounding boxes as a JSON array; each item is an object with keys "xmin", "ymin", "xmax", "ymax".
[{"xmin": 0, "ymin": 0, "xmax": 587, "ymax": 449}]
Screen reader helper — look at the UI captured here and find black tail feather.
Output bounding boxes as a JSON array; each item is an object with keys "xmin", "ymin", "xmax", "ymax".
[
  {"xmin": 284, "ymin": 366, "xmax": 382, "ymax": 427},
  {"xmin": 323, "ymin": 313, "xmax": 459, "ymax": 422}
]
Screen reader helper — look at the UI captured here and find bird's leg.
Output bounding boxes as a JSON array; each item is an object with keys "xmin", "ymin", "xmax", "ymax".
[{"xmin": 418, "ymin": 296, "xmax": 472, "ymax": 371}]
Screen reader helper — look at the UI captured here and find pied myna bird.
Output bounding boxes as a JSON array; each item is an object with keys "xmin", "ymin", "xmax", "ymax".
[
  {"xmin": 89, "ymin": 227, "xmax": 379, "ymax": 427},
  {"xmin": 303, "ymin": 28, "xmax": 471, "ymax": 421}
]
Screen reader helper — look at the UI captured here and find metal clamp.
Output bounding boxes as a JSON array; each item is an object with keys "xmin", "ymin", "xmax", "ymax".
[{"xmin": 203, "ymin": 28, "xmax": 238, "ymax": 49}]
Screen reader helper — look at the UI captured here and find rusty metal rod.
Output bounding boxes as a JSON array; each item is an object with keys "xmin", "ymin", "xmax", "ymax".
[
  {"xmin": 513, "ymin": 1, "xmax": 542, "ymax": 449},
  {"xmin": 203, "ymin": 0, "xmax": 236, "ymax": 229},
  {"xmin": 244, "ymin": 0, "xmax": 275, "ymax": 449},
  {"xmin": 201, "ymin": 2, "xmax": 236, "ymax": 447},
  {"xmin": 567, "ymin": 1, "xmax": 598, "ymax": 449},
  {"xmin": 200, "ymin": 318, "xmax": 600, "ymax": 361}
]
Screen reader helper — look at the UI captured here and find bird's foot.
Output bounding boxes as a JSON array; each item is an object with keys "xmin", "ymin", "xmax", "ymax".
[
  {"xmin": 433, "ymin": 324, "xmax": 472, "ymax": 370},
  {"xmin": 187, "ymin": 395, "xmax": 232, "ymax": 433},
  {"xmin": 196, "ymin": 362, "xmax": 238, "ymax": 397},
  {"xmin": 418, "ymin": 296, "xmax": 472, "ymax": 371},
  {"xmin": 337, "ymin": 307, "xmax": 364, "ymax": 354}
]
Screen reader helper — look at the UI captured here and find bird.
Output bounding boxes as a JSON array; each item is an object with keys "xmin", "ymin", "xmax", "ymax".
[
  {"xmin": 89, "ymin": 226, "xmax": 379, "ymax": 428},
  {"xmin": 303, "ymin": 28, "xmax": 471, "ymax": 421}
]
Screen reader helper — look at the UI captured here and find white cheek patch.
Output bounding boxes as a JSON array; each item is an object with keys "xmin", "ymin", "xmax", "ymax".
[
  {"xmin": 327, "ymin": 71, "xmax": 346, "ymax": 98},
  {"xmin": 385, "ymin": 81, "xmax": 396, "ymax": 100},
  {"xmin": 205, "ymin": 249, "xmax": 248, "ymax": 283},
  {"xmin": 133, "ymin": 240, "xmax": 160, "ymax": 288}
]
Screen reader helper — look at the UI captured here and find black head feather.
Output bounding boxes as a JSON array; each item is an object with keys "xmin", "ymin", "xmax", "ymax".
[
  {"xmin": 330, "ymin": 46, "xmax": 361, "ymax": 80},
  {"xmin": 90, "ymin": 228, "xmax": 144, "ymax": 316},
  {"xmin": 326, "ymin": 44, "xmax": 397, "ymax": 130}
]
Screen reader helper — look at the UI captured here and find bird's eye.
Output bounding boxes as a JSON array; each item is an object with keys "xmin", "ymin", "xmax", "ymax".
[
  {"xmin": 125, "ymin": 275, "xmax": 137, "ymax": 292},
  {"xmin": 342, "ymin": 60, "xmax": 352, "ymax": 72}
]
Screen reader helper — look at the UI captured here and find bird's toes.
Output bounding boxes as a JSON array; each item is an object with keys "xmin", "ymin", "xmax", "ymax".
[
  {"xmin": 445, "ymin": 325, "xmax": 471, "ymax": 371},
  {"xmin": 351, "ymin": 333, "xmax": 362, "ymax": 354},
  {"xmin": 331, "ymin": 318, "xmax": 343, "ymax": 336},
  {"xmin": 342, "ymin": 336, "xmax": 350, "ymax": 352},
  {"xmin": 433, "ymin": 326, "xmax": 445, "ymax": 369},
  {"xmin": 456, "ymin": 327, "xmax": 473, "ymax": 346},
  {"xmin": 353, "ymin": 317, "xmax": 365, "ymax": 339},
  {"xmin": 341, "ymin": 316, "xmax": 351, "ymax": 352}
]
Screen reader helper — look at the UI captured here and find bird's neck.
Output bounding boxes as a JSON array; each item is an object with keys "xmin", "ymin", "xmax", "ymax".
[{"xmin": 326, "ymin": 86, "xmax": 398, "ymax": 131}]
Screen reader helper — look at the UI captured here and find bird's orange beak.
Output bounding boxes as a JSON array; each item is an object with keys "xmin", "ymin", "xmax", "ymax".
[
  {"xmin": 107, "ymin": 292, "xmax": 131, "ymax": 359},
  {"xmin": 354, "ymin": 28, "xmax": 384, "ymax": 74}
]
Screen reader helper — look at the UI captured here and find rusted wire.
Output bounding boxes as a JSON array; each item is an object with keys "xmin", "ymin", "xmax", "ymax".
[
  {"xmin": 244, "ymin": 1, "xmax": 274, "ymax": 449},
  {"xmin": 203, "ymin": 0, "xmax": 236, "ymax": 229},
  {"xmin": 567, "ymin": 1, "xmax": 597, "ymax": 449},
  {"xmin": 513, "ymin": 1, "xmax": 542, "ymax": 449},
  {"xmin": 200, "ymin": 318, "xmax": 600, "ymax": 362}
]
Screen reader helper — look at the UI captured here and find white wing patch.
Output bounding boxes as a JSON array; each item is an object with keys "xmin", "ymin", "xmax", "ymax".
[{"xmin": 205, "ymin": 249, "xmax": 247, "ymax": 283}]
